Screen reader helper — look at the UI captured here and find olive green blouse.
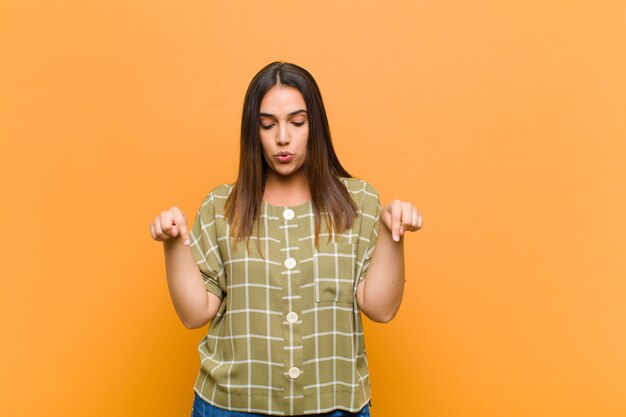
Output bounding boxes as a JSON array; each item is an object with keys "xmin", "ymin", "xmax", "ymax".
[{"xmin": 189, "ymin": 177, "xmax": 380, "ymax": 415}]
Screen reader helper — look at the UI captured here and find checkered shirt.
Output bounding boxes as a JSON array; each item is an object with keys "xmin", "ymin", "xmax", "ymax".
[{"xmin": 189, "ymin": 177, "xmax": 380, "ymax": 415}]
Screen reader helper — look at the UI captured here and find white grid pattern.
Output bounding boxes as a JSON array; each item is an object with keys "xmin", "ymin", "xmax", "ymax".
[{"xmin": 188, "ymin": 178, "xmax": 380, "ymax": 415}]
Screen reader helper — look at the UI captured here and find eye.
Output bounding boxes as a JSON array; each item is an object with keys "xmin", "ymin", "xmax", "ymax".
[
  {"xmin": 260, "ymin": 123, "xmax": 275, "ymax": 130},
  {"xmin": 291, "ymin": 121, "xmax": 305, "ymax": 127}
]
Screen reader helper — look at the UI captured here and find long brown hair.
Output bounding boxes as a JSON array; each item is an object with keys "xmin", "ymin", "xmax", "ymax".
[{"xmin": 225, "ymin": 62, "xmax": 358, "ymax": 246}]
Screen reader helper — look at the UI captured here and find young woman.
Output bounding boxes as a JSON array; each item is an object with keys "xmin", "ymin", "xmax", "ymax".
[{"xmin": 149, "ymin": 62, "xmax": 422, "ymax": 417}]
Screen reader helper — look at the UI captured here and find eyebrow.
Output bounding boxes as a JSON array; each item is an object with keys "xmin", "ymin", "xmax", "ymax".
[{"xmin": 259, "ymin": 109, "xmax": 308, "ymax": 118}]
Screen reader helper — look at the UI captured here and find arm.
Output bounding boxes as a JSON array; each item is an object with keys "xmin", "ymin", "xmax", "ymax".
[
  {"xmin": 151, "ymin": 207, "xmax": 222, "ymax": 329},
  {"xmin": 357, "ymin": 200, "xmax": 422, "ymax": 323}
]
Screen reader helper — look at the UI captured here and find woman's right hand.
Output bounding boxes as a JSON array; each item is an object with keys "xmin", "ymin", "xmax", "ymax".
[{"xmin": 149, "ymin": 206, "xmax": 190, "ymax": 246}]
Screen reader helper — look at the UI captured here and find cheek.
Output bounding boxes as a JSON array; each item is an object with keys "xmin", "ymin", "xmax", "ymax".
[
  {"xmin": 300, "ymin": 132, "xmax": 309, "ymax": 154},
  {"xmin": 259, "ymin": 135, "xmax": 272, "ymax": 155},
  {"xmin": 259, "ymin": 139, "xmax": 276, "ymax": 167}
]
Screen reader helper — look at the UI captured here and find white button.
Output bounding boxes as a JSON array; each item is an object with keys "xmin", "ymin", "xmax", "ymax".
[
  {"xmin": 283, "ymin": 208, "xmax": 295, "ymax": 220},
  {"xmin": 286, "ymin": 312, "xmax": 298, "ymax": 324},
  {"xmin": 288, "ymin": 367, "xmax": 301, "ymax": 379},
  {"xmin": 284, "ymin": 258, "xmax": 296, "ymax": 269}
]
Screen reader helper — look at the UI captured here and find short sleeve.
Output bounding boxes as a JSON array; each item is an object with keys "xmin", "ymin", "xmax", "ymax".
[
  {"xmin": 357, "ymin": 182, "xmax": 381, "ymax": 283},
  {"xmin": 189, "ymin": 193, "xmax": 225, "ymax": 300}
]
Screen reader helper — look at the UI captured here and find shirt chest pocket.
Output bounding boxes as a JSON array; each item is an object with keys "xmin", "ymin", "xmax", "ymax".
[{"xmin": 313, "ymin": 242, "xmax": 356, "ymax": 304}]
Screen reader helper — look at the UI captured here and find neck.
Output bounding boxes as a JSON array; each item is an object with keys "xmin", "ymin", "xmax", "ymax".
[{"xmin": 263, "ymin": 171, "xmax": 311, "ymax": 206}]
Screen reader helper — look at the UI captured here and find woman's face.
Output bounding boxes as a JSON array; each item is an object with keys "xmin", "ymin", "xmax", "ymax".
[{"xmin": 259, "ymin": 85, "xmax": 309, "ymax": 180}]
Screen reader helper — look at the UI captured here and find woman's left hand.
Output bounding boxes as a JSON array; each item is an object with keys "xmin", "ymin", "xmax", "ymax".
[{"xmin": 380, "ymin": 200, "xmax": 423, "ymax": 242}]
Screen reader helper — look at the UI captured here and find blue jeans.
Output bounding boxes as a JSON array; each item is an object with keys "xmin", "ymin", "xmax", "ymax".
[{"xmin": 192, "ymin": 392, "xmax": 370, "ymax": 417}]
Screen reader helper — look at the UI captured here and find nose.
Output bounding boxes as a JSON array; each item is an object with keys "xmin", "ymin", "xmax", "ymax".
[{"xmin": 276, "ymin": 123, "xmax": 290, "ymax": 145}]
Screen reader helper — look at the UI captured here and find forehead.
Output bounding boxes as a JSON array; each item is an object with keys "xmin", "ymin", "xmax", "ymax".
[{"xmin": 259, "ymin": 85, "xmax": 306, "ymax": 114}]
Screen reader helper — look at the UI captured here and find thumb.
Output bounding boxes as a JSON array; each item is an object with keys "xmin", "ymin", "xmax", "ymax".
[{"xmin": 381, "ymin": 206, "xmax": 392, "ymax": 231}]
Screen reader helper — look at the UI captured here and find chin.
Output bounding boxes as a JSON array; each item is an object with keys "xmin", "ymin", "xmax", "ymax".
[
  {"xmin": 277, "ymin": 170, "xmax": 297, "ymax": 177},
  {"xmin": 276, "ymin": 169, "xmax": 300, "ymax": 177},
  {"xmin": 272, "ymin": 164, "xmax": 303, "ymax": 178}
]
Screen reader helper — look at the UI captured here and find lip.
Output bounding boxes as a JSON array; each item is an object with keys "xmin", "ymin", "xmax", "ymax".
[{"xmin": 275, "ymin": 153, "xmax": 294, "ymax": 163}]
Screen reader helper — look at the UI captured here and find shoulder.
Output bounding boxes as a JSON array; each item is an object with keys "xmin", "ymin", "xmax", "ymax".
[
  {"xmin": 208, "ymin": 183, "xmax": 234, "ymax": 201},
  {"xmin": 196, "ymin": 183, "xmax": 234, "ymax": 213},
  {"xmin": 339, "ymin": 177, "xmax": 380, "ymax": 204},
  {"xmin": 338, "ymin": 177, "xmax": 381, "ymax": 221}
]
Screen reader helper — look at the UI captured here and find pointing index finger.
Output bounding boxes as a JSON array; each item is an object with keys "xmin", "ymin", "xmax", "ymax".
[
  {"xmin": 391, "ymin": 201, "xmax": 402, "ymax": 242},
  {"xmin": 172, "ymin": 211, "xmax": 190, "ymax": 246},
  {"xmin": 178, "ymin": 221, "xmax": 190, "ymax": 246}
]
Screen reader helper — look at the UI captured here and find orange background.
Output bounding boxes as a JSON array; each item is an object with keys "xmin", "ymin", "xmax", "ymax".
[{"xmin": 1, "ymin": 1, "xmax": 625, "ymax": 416}]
